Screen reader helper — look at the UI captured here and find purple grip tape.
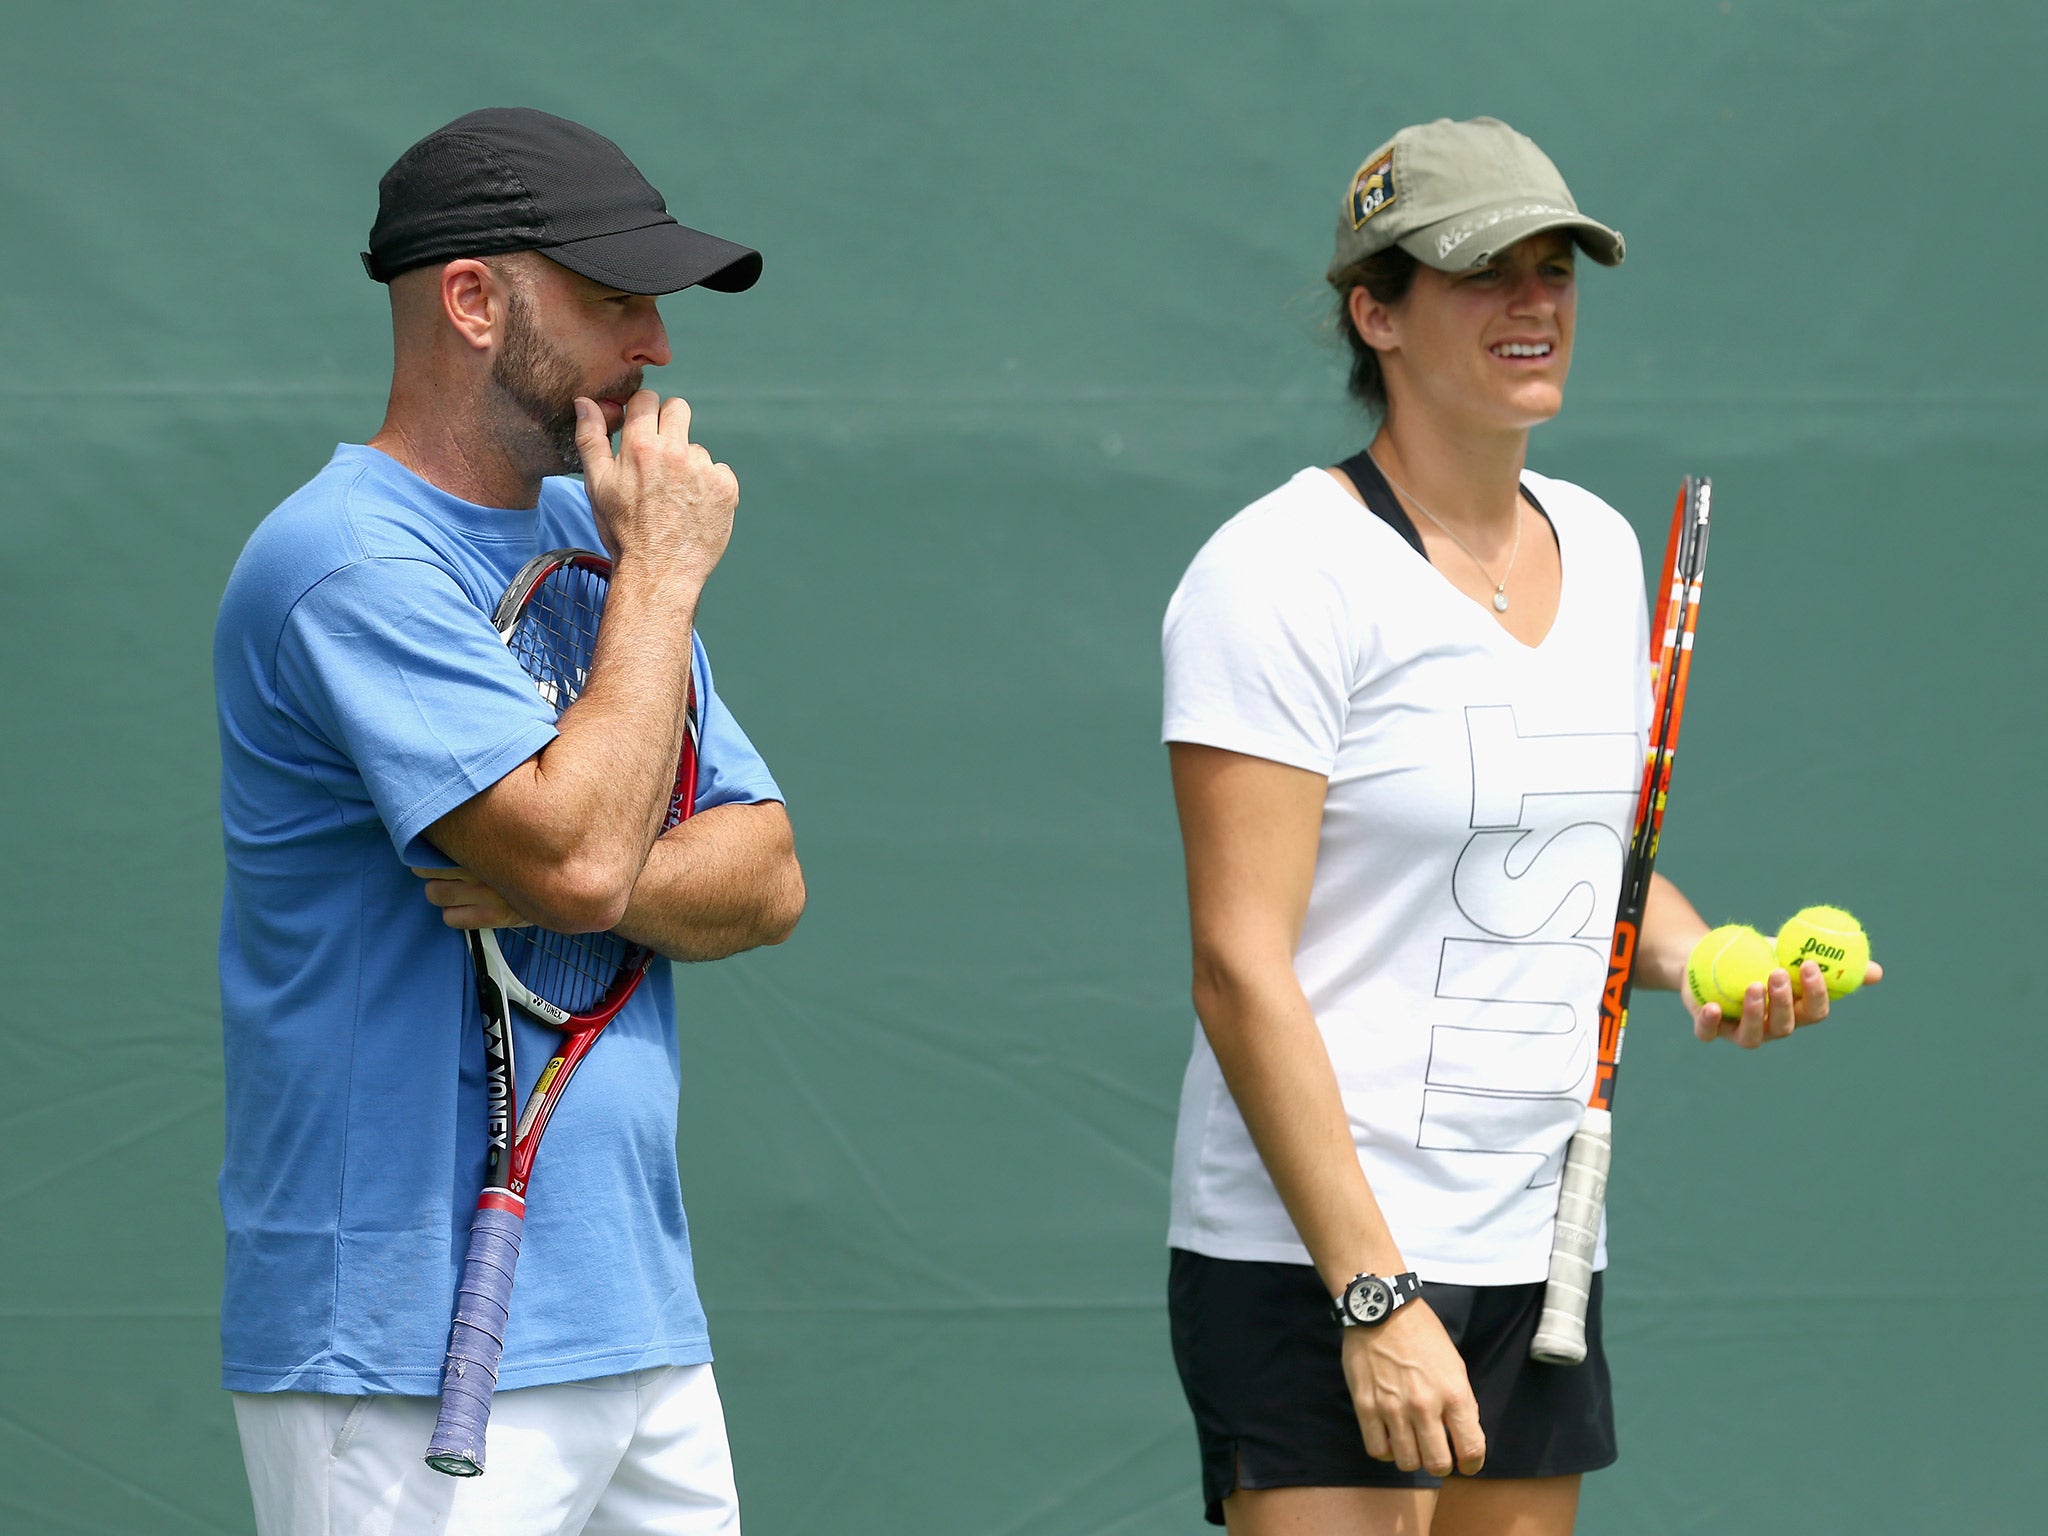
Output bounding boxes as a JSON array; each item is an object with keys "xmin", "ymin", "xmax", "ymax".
[{"xmin": 424, "ymin": 1204, "xmax": 524, "ymax": 1476}]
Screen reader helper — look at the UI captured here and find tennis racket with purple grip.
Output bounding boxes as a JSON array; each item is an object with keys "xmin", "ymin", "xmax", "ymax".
[{"xmin": 425, "ymin": 549, "xmax": 699, "ymax": 1476}]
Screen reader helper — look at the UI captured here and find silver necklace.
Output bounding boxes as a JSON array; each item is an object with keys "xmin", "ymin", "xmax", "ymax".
[{"xmin": 1370, "ymin": 454, "xmax": 1522, "ymax": 613}]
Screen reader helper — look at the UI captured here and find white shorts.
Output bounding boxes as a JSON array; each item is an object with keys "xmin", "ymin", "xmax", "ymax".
[{"xmin": 232, "ymin": 1364, "xmax": 740, "ymax": 1536}]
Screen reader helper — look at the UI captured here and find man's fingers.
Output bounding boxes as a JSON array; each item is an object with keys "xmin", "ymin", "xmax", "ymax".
[
  {"xmin": 415, "ymin": 873, "xmax": 467, "ymax": 910},
  {"xmin": 574, "ymin": 398, "xmax": 615, "ymax": 488},
  {"xmin": 576, "ymin": 384, "xmax": 740, "ymax": 581},
  {"xmin": 413, "ymin": 868, "xmax": 525, "ymax": 928},
  {"xmin": 436, "ymin": 901, "xmax": 527, "ymax": 930},
  {"xmin": 1357, "ymin": 1409, "xmax": 1393, "ymax": 1463},
  {"xmin": 658, "ymin": 393, "xmax": 694, "ymax": 440},
  {"xmin": 610, "ymin": 388, "xmax": 662, "ymax": 470},
  {"xmin": 707, "ymin": 460, "xmax": 740, "ymax": 512},
  {"xmin": 620, "ymin": 387, "xmax": 661, "ymax": 436}
]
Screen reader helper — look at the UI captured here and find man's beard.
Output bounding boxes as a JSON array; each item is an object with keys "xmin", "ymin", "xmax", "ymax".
[{"xmin": 491, "ymin": 289, "xmax": 640, "ymax": 474}]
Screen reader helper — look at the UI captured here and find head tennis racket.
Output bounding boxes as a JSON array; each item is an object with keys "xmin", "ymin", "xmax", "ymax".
[
  {"xmin": 424, "ymin": 549, "xmax": 699, "ymax": 1476},
  {"xmin": 1530, "ymin": 477, "xmax": 1711, "ymax": 1365}
]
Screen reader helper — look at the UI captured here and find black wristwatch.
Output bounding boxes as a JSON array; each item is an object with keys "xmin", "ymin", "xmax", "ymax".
[{"xmin": 1331, "ymin": 1271, "xmax": 1423, "ymax": 1328}]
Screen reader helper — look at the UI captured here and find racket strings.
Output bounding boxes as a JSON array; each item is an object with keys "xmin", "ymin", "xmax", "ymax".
[
  {"xmin": 500, "ymin": 559, "xmax": 643, "ymax": 1013},
  {"xmin": 498, "ymin": 925, "xmax": 634, "ymax": 1015},
  {"xmin": 1621, "ymin": 507, "xmax": 1705, "ymax": 908},
  {"xmin": 506, "ymin": 564, "xmax": 607, "ymax": 712}
]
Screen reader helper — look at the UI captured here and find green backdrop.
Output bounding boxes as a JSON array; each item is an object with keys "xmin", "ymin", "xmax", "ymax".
[{"xmin": 4, "ymin": 2, "xmax": 2041, "ymax": 1532}]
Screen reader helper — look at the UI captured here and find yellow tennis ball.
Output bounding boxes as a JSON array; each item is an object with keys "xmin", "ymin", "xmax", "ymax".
[
  {"xmin": 1775, "ymin": 905, "xmax": 1871, "ymax": 999},
  {"xmin": 1686, "ymin": 924, "xmax": 1777, "ymax": 1013}
]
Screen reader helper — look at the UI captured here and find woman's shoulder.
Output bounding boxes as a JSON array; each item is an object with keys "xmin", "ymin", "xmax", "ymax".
[
  {"xmin": 1520, "ymin": 468, "xmax": 1644, "ymax": 564},
  {"xmin": 1184, "ymin": 466, "xmax": 1404, "ymax": 581},
  {"xmin": 1213, "ymin": 465, "xmax": 1354, "ymax": 535}
]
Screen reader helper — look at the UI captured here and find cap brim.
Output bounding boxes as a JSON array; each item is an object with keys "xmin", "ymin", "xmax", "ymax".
[
  {"xmin": 541, "ymin": 220, "xmax": 763, "ymax": 296},
  {"xmin": 1399, "ymin": 203, "xmax": 1624, "ymax": 272}
]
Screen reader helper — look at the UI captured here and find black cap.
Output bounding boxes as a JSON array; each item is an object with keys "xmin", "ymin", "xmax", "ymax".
[{"xmin": 361, "ymin": 108, "xmax": 761, "ymax": 296}]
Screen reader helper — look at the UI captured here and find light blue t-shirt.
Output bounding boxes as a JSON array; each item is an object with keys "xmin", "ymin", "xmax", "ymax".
[{"xmin": 214, "ymin": 444, "xmax": 781, "ymax": 1396}]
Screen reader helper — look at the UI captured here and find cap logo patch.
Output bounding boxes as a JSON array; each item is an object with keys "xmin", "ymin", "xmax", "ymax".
[{"xmin": 1349, "ymin": 151, "xmax": 1397, "ymax": 230}]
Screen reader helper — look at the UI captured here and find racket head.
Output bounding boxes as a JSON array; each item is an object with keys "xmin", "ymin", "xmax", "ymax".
[
  {"xmin": 487, "ymin": 549, "xmax": 701, "ymax": 1028},
  {"xmin": 1589, "ymin": 474, "xmax": 1711, "ymax": 1112}
]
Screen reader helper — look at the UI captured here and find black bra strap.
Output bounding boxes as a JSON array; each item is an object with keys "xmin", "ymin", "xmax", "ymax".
[
  {"xmin": 1332, "ymin": 450, "xmax": 1554, "ymax": 567},
  {"xmin": 1333, "ymin": 449, "xmax": 1426, "ymax": 558}
]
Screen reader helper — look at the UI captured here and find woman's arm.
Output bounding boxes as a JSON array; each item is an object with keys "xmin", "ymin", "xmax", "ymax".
[{"xmin": 1170, "ymin": 741, "xmax": 1484, "ymax": 1478}]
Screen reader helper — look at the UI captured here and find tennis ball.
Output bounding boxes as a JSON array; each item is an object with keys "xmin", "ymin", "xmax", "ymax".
[
  {"xmin": 1774, "ymin": 905, "xmax": 1871, "ymax": 999},
  {"xmin": 1686, "ymin": 924, "xmax": 1777, "ymax": 1014}
]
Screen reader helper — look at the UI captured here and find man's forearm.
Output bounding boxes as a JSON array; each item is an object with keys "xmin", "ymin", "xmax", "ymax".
[
  {"xmin": 426, "ymin": 390, "xmax": 740, "ymax": 935},
  {"xmin": 612, "ymin": 800, "xmax": 805, "ymax": 961},
  {"xmin": 426, "ymin": 562, "xmax": 702, "ymax": 933}
]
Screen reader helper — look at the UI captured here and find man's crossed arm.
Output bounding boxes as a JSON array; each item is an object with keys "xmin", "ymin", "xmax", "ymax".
[{"xmin": 416, "ymin": 799, "xmax": 804, "ymax": 962}]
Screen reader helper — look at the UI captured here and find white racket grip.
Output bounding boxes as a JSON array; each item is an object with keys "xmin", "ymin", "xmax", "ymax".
[{"xmin": 1531, "ymin": 1107, "xmax": 1612, "ymax": 1365}]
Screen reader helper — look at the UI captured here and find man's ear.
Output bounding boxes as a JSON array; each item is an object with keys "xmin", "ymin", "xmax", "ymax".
[{"xmin": 440, "ymin": 259, "xmax": 502, "ymax": 353}]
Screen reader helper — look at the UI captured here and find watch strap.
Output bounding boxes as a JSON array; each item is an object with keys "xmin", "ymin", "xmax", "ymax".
[{"xmin": 1331, "ymin": 1270, "xmax": 1424, "ymax": 1327}]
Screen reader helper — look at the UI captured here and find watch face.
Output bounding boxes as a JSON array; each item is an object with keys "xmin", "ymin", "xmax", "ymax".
[{"xmin": 1346, "ymin": 1278, "xmax": 1392, "ymax": 1324}]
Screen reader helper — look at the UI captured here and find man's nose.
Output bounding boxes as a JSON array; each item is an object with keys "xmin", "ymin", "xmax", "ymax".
[{"xmin": 632, "ymin": 312, "xmax": 672, "ymax": 369}]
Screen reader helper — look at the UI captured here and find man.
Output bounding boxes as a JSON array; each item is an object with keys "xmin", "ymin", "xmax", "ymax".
[{"xmin": 213, "ymin": 107, "xmax": 804, "ymax": 1535}]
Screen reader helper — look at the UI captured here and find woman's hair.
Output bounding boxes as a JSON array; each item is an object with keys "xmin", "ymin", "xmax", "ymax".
[{"xmin": 1331, "ymin": 246, "xmax": 1421, "ymax": 417}]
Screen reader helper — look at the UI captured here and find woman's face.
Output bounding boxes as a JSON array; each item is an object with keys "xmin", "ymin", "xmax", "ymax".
[{"xmin": 1358, "ymin": 230, "xmax": 1578, "ymax": 433}]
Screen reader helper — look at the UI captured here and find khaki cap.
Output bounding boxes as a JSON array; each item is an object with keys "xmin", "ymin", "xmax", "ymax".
[{"xmin": 1327, "ymin": 116, "xmax": 1623, "ymax": 283}]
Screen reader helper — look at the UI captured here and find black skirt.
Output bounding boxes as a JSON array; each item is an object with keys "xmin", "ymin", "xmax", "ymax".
[{"xmin": 1168, "ymin": 1249, "xmax": 1618, "ymax": 1525}]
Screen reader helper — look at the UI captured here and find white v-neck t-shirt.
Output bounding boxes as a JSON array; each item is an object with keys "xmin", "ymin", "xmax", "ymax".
[{"xmin": 1162, "ymin": 466, "xmax": 1653, "ymax": 1284}]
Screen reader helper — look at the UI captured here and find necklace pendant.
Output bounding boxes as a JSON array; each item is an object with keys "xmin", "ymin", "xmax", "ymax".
[{"xmin": 1492, "ymin": 590, "xmax": 1510, "ymax": 613}]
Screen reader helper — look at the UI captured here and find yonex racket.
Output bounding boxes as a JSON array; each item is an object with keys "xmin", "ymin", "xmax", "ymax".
[
  {"xmin": 425, "ymin": 548, "xmax": 700, "ymax": 1476},
  {"xmin": 1530, "ymin": 477, "xmax": 1712, "ymax": 1365}
]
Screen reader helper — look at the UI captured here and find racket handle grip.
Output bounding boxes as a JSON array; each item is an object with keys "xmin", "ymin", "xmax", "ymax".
[
  {"xmin": 1531, "ymin": 1107, "xmax": 1612, "ymax": 1366},
  {"xmin": 425, "ymin": 1203, "xmax": 524, "ymax": 1476}
]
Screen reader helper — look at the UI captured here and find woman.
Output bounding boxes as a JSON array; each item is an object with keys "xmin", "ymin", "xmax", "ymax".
[{"xmin": 1160, "ymin": 117, "xmax": 1877, "ymax": 1536}]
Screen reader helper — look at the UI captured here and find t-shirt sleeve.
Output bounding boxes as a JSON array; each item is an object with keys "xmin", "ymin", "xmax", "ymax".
[
  {"xmin": 275, "ymin": 558, "xmax": 560, "ymax": 866},
  {"xmin": 690, "ymin": 634, "xmax": 783, "ymax": 810},
  {"xmin": 1161, "ymin": 527, "xmax": 1355, "ymax": 776},
  {"xmin": 1608, "ymin": 500, "xmax": 1655, "ymax": 744},
  {"xmin": 1635, "ymin": 571, "xmax": 1656, "ymax": 743}
]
